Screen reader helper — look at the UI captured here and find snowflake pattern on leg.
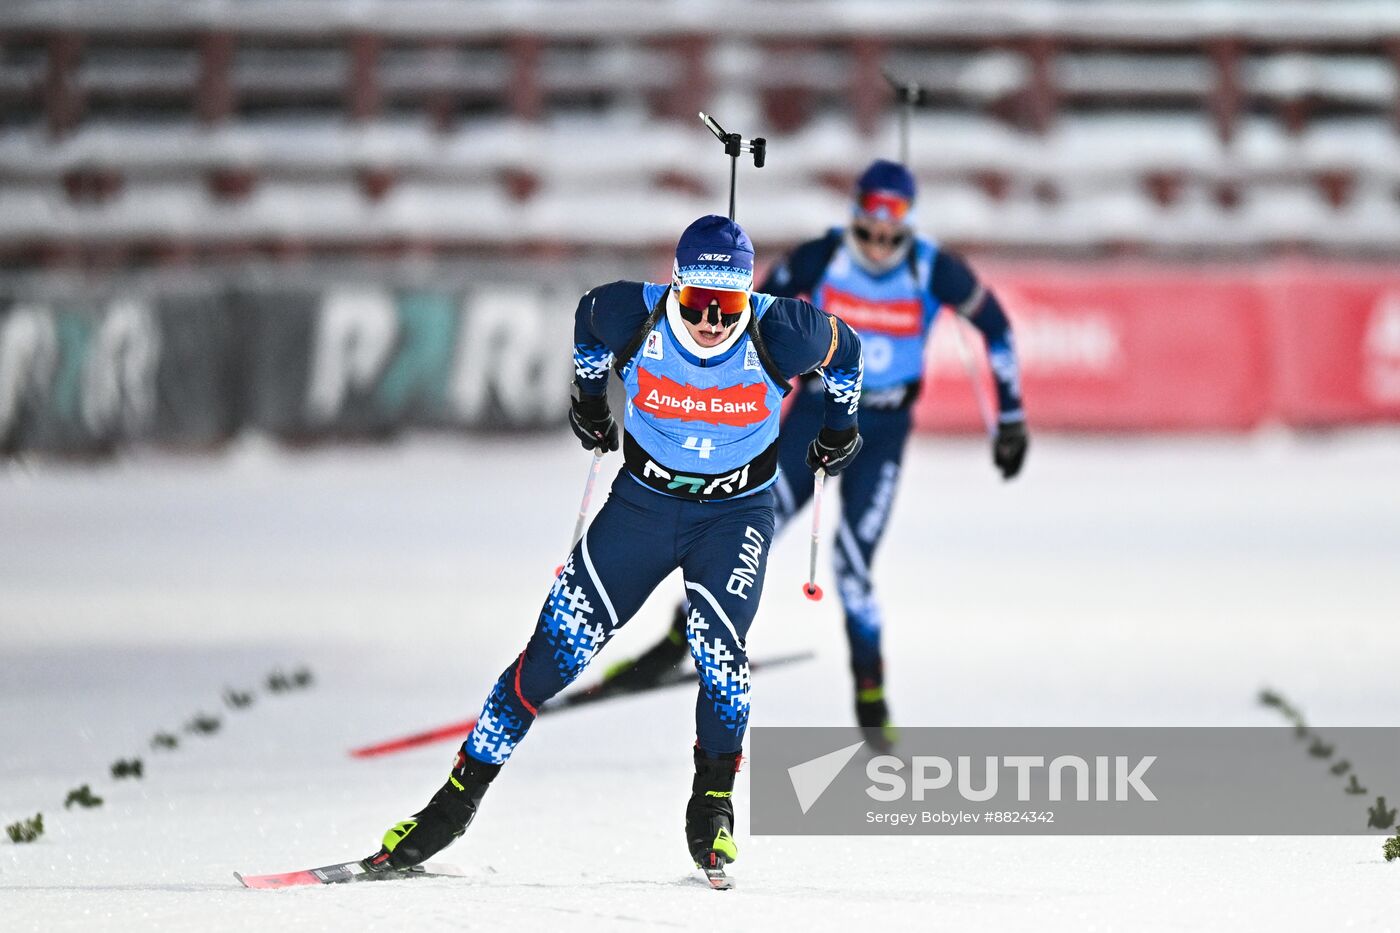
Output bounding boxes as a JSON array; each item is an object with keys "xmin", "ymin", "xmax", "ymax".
[
  {"xmin": 542, "ymin": 555, "xmax": 609, "ymax": 681},
  {"xmin": 686, "ymin": 605, "xmax": 751, "ymax": 738},
  {"xmin": 468, "ymin": 679, "xmax": 525, "ymax": 765},
  {"xmin": 464, "ymin": 551, "xmax": 612, "ymax": 766}
]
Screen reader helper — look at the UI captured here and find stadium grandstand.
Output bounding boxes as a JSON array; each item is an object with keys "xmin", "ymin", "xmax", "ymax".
[{"xmin": 2, "ymin": 0, "xmax": 1400, "ymax": 271}]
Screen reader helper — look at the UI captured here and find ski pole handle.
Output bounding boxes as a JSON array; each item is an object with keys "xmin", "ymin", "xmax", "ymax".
[
  {"xmin": 803, "ymin": 468, "xmax": 826, "ymax": 601},
  {"xmin": 556, "ymin": 448, "xmax": 606, "ymax": 576}
]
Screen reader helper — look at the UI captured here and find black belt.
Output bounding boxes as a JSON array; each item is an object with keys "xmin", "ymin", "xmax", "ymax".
[{"xmin": 623, "ymin": 433, "xmax": 779, "ymax": 501}]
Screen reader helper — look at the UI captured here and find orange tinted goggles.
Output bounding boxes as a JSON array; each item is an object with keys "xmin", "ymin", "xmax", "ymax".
[
  {"xmin": 857, "ymin": 190, "xmax": 911, "ymax": 222},
  {"xmin": 677, "ymin": 285, "xmax": 749, "ymax": 319}
]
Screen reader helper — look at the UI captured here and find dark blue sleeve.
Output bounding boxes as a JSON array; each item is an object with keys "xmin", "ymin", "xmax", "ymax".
[
  {"xmin": 759, "ymin": 296, "xmax": 863, "ymax": 432},
  {"xmin": 929, "ymin": 251, "xmax": 1024, "ymax": 422},
  {"xmin": 572, "ymin": 280, "xmax": 650, "ymax": 399},
  {"xmin": 758, "ymin": 233, "xmax": 840, "ymax": 300}
]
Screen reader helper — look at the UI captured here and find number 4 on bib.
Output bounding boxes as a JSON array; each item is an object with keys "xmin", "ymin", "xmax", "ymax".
[{"xmin": 683, "ymin": 436, "xmax": 716, "ymax": 459}]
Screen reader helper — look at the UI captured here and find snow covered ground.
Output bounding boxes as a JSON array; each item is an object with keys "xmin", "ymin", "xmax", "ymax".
[{"xmin": 3, "ymin": 429, "xmax": 1399, "ymax": 931}]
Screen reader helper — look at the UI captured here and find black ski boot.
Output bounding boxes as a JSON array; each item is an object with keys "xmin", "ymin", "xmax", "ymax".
[
  {"xmin": 602, "ymin": 604, "xmax": 690, "ymax": 691},
  {"xmin": 855, "ymin": 677, "xmax": 898, "ymax": 754},
  {"xmin": 685, "ymin": 748, "xmax": 741, "ymax": 875},
  {"xmin": 365, "ymin": 748, "xmax": 500, "ymax": 872}
]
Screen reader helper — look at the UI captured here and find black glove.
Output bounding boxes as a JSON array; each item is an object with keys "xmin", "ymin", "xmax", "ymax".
[
  {"xmin": 993, "ymin": 419, "xmax": 1028, "ymax": 480},
  {"xmin": 806, "ymin": 426, "xmax": 863, "ymax": 476},
  {"xmin": 568, "ymin": 393, "xmax": 618, "ymax": 452}
]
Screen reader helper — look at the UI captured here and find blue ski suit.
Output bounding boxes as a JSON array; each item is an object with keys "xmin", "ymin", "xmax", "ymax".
[
  {"xmin": 764, "ymin": 230, "xmax": 1024, "ymax": 688},
  {"xmin": 464, "ymin": 280, "xmax": 863, "ymax": 762}
]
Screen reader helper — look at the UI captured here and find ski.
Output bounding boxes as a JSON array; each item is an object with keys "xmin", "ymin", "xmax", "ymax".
[
  {"xmin": 235, "ymin": 860, "xmax": 466, "ymax": 889},
  {"xmin": 701, "ymin": 866, "xmax": 733, "ymax": 891},
  {"xmin": 349, "ymin": 650, "xmax": 815, "ymax": 759}
]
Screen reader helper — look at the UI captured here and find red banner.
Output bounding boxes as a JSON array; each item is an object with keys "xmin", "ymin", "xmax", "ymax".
[
  {"xmin": 909, "ymin": 261, "xmax": 1400, "ymax": 432},
  {"xmin": 1269, "ymin": 265, "xmax": 1400, "ymax": 426}
]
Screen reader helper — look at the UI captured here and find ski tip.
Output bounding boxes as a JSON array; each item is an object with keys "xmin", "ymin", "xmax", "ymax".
[{"xmin": 233, "ymin": 871, "xmax": 248, "ymax": 888}]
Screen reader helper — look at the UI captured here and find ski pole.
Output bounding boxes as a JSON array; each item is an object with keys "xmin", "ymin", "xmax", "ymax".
[
  {"xmin": 698, "ymin": 112, "xmax": 766, "ymax": 221},
  {"xmin": 948, "ymin": 316, "xmax": 997, "ymax": 440},
  {"xmin": 555, "ymin": 447, "xmax": 606, "ymax": 576},
  {"xmin": 802, "ymin": 468, "xmax": 827, "ymax": 601},
  {"xmin": 882, "ymin": 71, "xmax": 995, "ymax": 440}
]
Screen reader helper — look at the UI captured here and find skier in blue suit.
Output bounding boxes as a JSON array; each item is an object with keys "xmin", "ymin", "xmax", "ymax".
[
  {"xmin": 366, "ymin": 214, "xmax": 864, "ymax": 880},
  {"xmin": 612, "ymin": 161, "xmax": 1029, "ymax": 749}
]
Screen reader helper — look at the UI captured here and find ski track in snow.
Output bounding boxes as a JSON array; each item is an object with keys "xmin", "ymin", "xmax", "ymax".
[{"xmin": 2, "ymin": 430, "xmax": 1399, "ymax": 931}]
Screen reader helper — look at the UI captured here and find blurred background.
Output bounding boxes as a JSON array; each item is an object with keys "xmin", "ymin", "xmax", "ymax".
[{"xmin": 2, "ymin": 0, "xmax": 1399, "ymax": 453}]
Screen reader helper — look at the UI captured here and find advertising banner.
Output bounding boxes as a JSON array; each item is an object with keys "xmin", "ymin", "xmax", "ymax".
[
  {"xmin": 3, "ymin": 261, "xmax": 1399, "ymax": 457},
  {"xmin": 1269, "ymin": 265, "xmax": 1400, "ymax": 426},
  {"xmin": 916, "ymin": 266, "xmax": 1271, "ymax": 432}
]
